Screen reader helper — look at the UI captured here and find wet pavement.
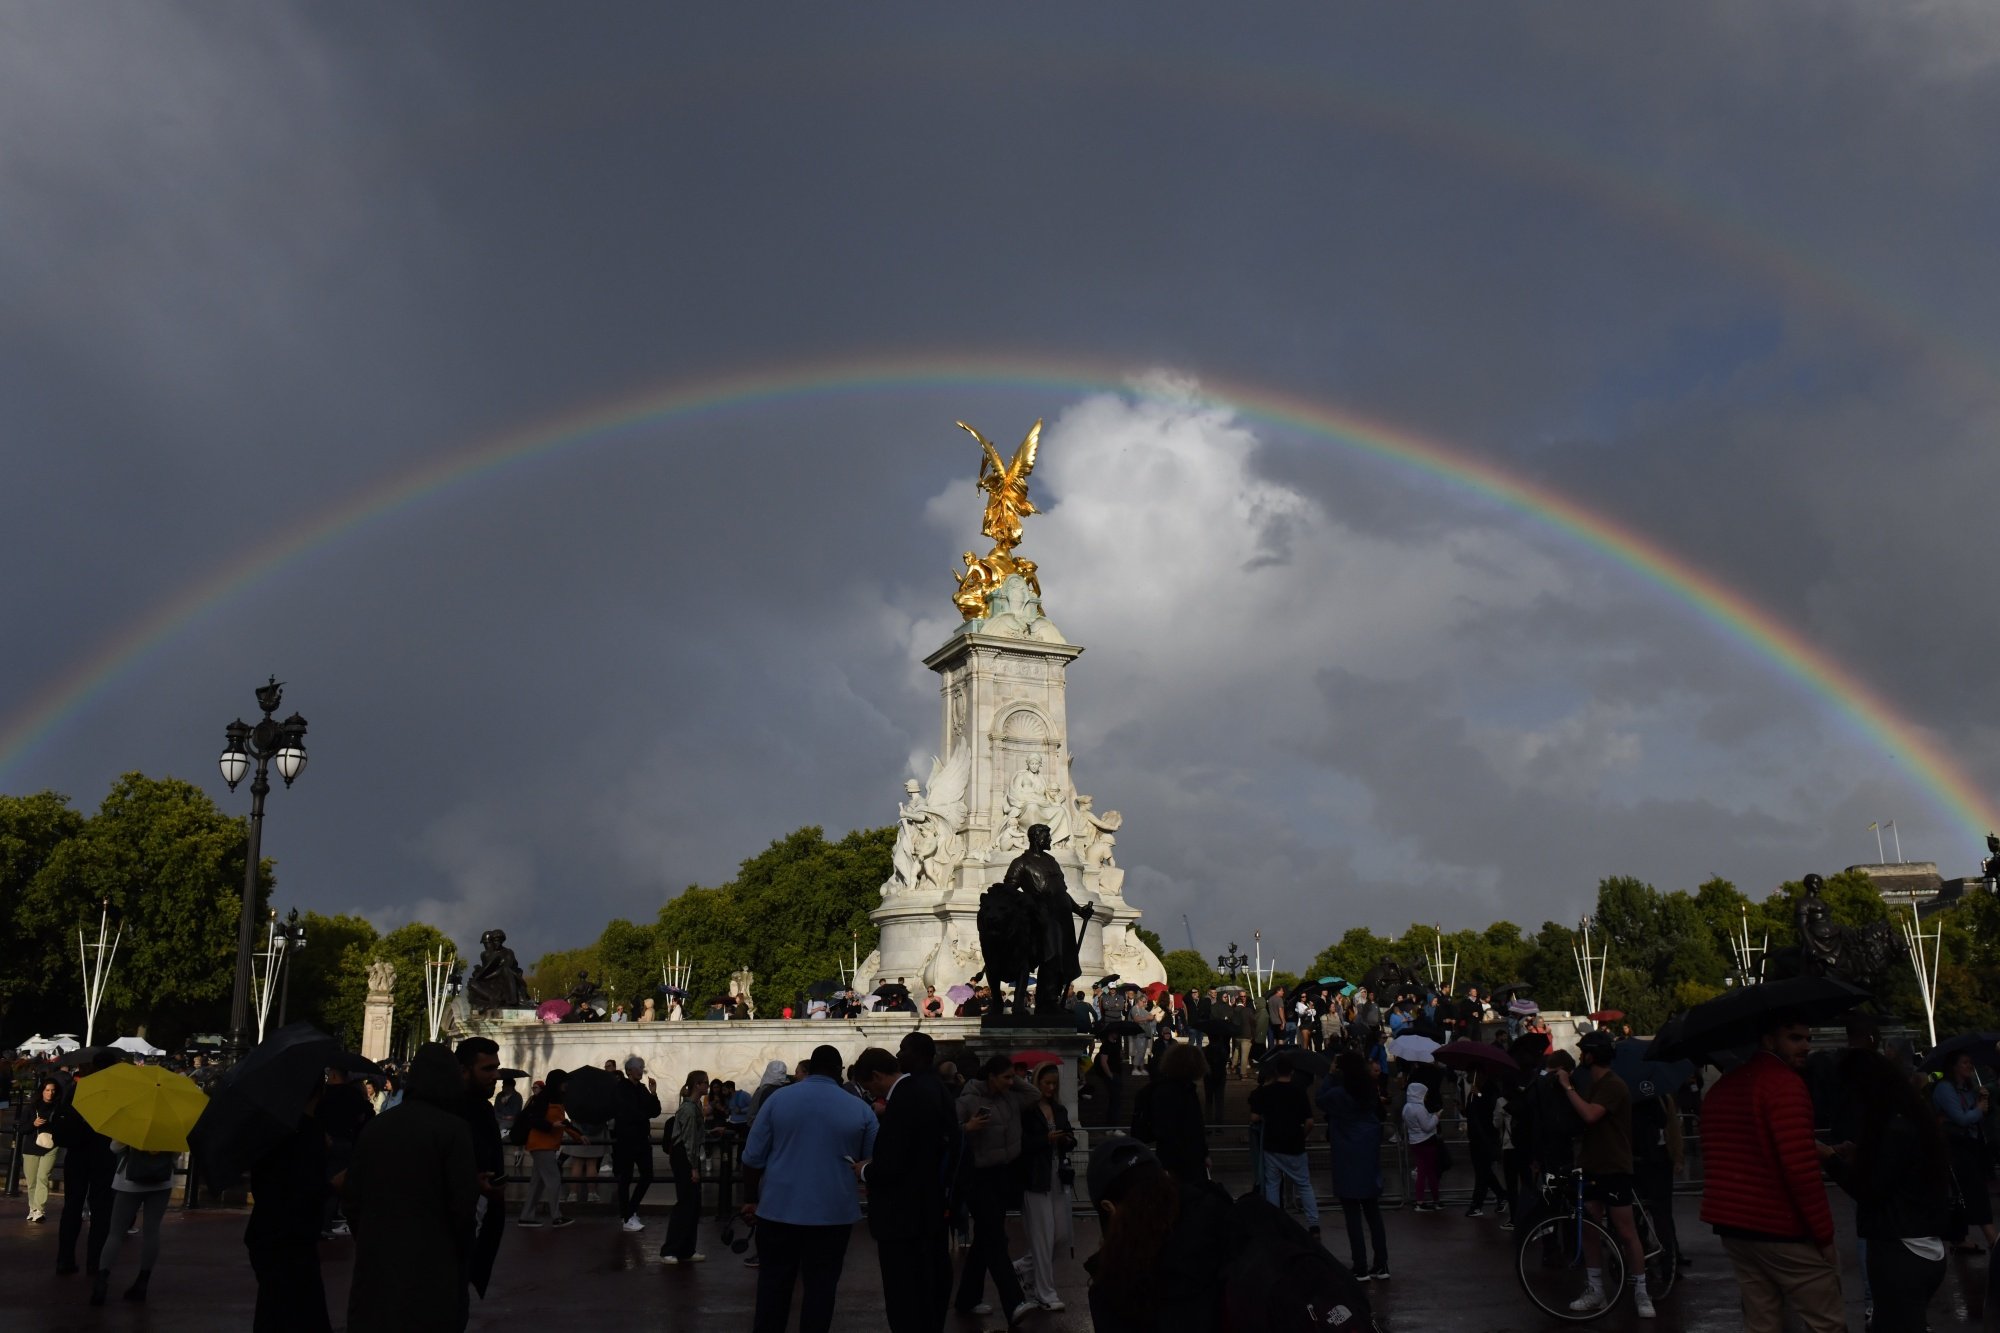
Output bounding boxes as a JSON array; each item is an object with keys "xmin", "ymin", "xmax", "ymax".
[{"xmin": 4, "ymin": 1190, "xmax": 1989, "ymax": 1333}]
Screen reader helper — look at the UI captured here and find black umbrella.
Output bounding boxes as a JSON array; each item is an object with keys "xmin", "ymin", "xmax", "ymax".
[
  {"xmin": 1263, "ymin": 1047, "xmax": 1332, "ymax": 1077},
  {"xmin": 561, "ymin": 1064, "xmax": 621, "ymax": 1124},
  {"xmin": 1646, "ymin": 977, "xmax": 1871, "ymax": 1062},
  {"xmin": 873, "ymin": 983, "xmax": 911, "ymax": 1000},
  {"xmin": 57, "ymin": 1046, "xmax": 125, "ymax": 1070},
  {"xmin": 496, "ymin": 1067, "xmax": 530, "ymax": 1080},
  {"xmin": 807, "ymin": 978, "xmax": 843, "ymax": 1000},
  {"xmin": 329, "ymin": 1050, "xmax": 383, "ymax": 1079},
  {"xmin": 189, "ymin": 1022, "xmax": 340, "ymax": 1187},
  {"xmin": 1487, "ymin": 982, "xmax": 1532, "ymax": 1003},
  {"xmin": 1920, "ymin": 1032, "xmax": 2000, "ymax": 1075}
]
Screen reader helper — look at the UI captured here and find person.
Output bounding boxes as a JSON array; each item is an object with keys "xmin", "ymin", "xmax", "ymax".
[
  {"xmin": 20, "ymin": 1075, "xmax": 59, "ymax": 1223},
  {"xmin": 1130, "ymin": 1041, "xmax": 1208, "ymax": 1184},
  {"xmin": 856, "ymin": 1032, "xmax": 960, "ymax": 1332},
  {"xmin": 1933, "ymin": 1051, "xmax": 1995, "ymax": 1252},
  {"xmin": 1229, "ymin": 994, "xmax": 1254, "ymax": 1079},
  {"xmin": 741, "ymin": 1044, "xmax": 879, "ymax": 1333},
  {"xmin": 1699, "ymin": 1016, "xmax": 1842, "ymax": 1333},
  {"xmin": 514, "ymin": 1069, "xmax": 582, "ymax": 1227},
  {"xmin": 1320, "ymin": 1051, "xmax": 1388, "ymax": 1280},
  {"xmin": 1556, "ymin": 1029, "xmax": 1654, "ymax": 1318},
  {"xmin": 662, "ymin": 1069, "xmax": 709, "ymax": 1264},
  {"xmin": 1201, "ymin": 1018, "xmax": 1229, "ymax": 1121},
  {"xmin": 1462, "ymin": 1070, "xmax": 1508, "ymax": 1221},
  {"xmin": 343, "ymin": 1043, "xmax": 479, "ymax": 1333},
  {"xmin": 1630, "ymin": 1082, "xmax": 1684, "ymax": 1274},
  {"xmin": 1019, "ymin": 1062, "xmax": 1078, "ymax": 1311},
  {"xmin": 954, "ymin": 1055, "xmax": 1040, "ymax": 1323},
  {"xmin": 922, "ymin": 984, "xmax": 944, "ymax": 1018},
  {"xmin": 1825, "ymin": 1049, "xmax": 1952, "ymax": 1333},
  {"xmin": 317, "ymin": 1068, "xmax": 374, "ymax": 1239},
  {"xmin": 53, "ymin": 1048, "xmax": 121, "ymax": 1278},
  {"xmin": 1250, "ymin": 1059, "xmax": 1320, "ymax": 1235},
  {"xmin": 451, "ymin": 1037, "xmax": 507, "ymax": 1299},
  {"xmin": 1084, "ymin": 1134, "xmax": 1232, "ymax": 1332},
  {"xmin": 492, "ymin": 1076, "xmax": 523, "ymax": 1136},
  {"xmin": 91, "ymin": 1132, "xmax": 180, "ymax": 1305},
  {"xmin": 245, "ymin": 1077, "xmax": 332, "ymax": 1332},
  {"xmin": 611, "ymin": 1055, "xmax": 661, "ymax": 1232},
  {"xmin": 1401, "ymin": 1072, "xmax": 1441, "ymax": 1214},
  {"xmin": 1130, "ymin": 995, "xmax": 1157, "ymax": 1070}
]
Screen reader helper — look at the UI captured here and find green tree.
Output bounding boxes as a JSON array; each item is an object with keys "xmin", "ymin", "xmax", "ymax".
[
  {"xmin": 24, "ymin": 774, "xmax": 271, "ymax": 1047},
  {"xmin": 527, "ymin": 946, "xmax": 602, "ymax": 1006},
  {"xmin": 0, "ymin": 790, "xmax": 87, "ymax": 1039},
  {"xmin": 285, "ymin": 912, "xmax": 379, "ymax": 1044},
  {"xmin": 1134, "ymin": 925, "xmax": 1167, "ymax": 964},
  {"xmin": 656, "ymin": 825, "xmax": 890, "ymax": 1014},
  {"xmin": 365, "ymin": 922, "xmax": 464, "ymax": 1054},
  {"xmin": 1160, "ymin": 949, "xmax": 1218, "ymax": 994},
  {"xmin": 595, "ymin": 918, "xmax": 659, "ymax": 1017}
]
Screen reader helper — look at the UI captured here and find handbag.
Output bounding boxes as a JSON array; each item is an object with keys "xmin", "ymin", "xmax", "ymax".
[{"xmin": 35, "ymin": 1131, "xmax": 55, "ymax": 1151}]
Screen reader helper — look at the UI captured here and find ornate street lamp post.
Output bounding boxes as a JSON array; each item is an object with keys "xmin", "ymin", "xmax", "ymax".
[
  {"xmin": 1215, "ymin": 941, "xmax": 1249, "ymax": 982},
  {"xmin": 218, "ymin": 677, "xmax": 308, "ymax": 1062}
]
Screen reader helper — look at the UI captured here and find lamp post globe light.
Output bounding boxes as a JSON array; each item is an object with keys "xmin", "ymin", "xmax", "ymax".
[
  {"xmin": 1215, "ymin": 941, "xmax": 1248, "ymax": 982},
  {"xmin": 218, "ymin": 676, "xmax": 308, "ymax": 1062}
]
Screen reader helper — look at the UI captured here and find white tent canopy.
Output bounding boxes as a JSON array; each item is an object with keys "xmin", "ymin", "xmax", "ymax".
[
  {"xmin": 16, "ymin": 1034, "xmax": 81, "ymax": 1055},
  {"xmin": 109, "ymin": 1035, "xmax": 165, "ymax": 1056}
]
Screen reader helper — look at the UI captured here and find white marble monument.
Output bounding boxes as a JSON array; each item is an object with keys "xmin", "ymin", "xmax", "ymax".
[{"xmin": 860, "ymin": 419, "xmax": 1165, "ymax": 995}]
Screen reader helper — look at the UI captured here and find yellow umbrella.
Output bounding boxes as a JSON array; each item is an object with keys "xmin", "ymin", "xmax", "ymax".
[{"xmin": 70, "ymin": 1062, "xmax": 208, "ymax": 1154}]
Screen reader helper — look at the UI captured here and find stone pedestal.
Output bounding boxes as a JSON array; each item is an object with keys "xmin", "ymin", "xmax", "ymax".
[
  {"xmin": 864, "ymin": 576, "xmax": 1164, "ymax": 996},
  {"xmin": 361, "ymin": 988, "xmax": 395, "ymax": 1062}
]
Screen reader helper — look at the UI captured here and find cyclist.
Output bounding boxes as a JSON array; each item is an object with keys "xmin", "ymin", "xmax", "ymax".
[{"xmin": 1556, "ymin": 1031, "xmax": 1655, "ymax": 1318}]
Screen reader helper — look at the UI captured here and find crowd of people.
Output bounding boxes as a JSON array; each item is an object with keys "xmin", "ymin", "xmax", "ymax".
[{"xmin": 6, "ymin": 980, "xmax": 1997, "ymax": 1332}]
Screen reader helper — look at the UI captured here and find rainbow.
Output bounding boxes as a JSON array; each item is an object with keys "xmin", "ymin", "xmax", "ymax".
[{"xmin": 2, "ymin": 353, "xmax": 1992, "ymax": 836}]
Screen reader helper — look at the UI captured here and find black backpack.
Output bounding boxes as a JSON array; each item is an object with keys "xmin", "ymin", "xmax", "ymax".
[
  {"xmin": 1221, "ymin": 1193, "xmax": 1375, "ymax": 1332},
  {"xmin": 123, "ymin": 1148, "xmax": 177, "ymax": 1187}
]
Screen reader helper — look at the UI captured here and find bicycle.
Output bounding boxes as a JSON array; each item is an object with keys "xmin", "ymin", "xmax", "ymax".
[{"xmin": 1515, "ymin": 1170, "xmax": 1674, "ymax": 1322}]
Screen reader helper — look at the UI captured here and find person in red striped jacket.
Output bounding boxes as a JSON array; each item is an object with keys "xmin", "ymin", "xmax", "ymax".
[{"xmin": 1698, "ymin": 1017, "xmax": 1843, "ymax": 1333}]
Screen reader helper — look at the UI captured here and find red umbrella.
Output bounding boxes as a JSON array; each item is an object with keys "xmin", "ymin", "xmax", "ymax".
[
  {"xmin": 1012, "ymin": 1050, "xmax": 1066, "ymax": 1071},
  {"xmin": 1143, "ymin": 981, "xmax": 1169, "ymax": 1000},
  {"xmin": 534, "ymin": 998, "xmax": 571, "ymax": 1023},
  {"xmin": 1589, "ymin": 1009, "xmax": 1625, "ymax": 1023}
]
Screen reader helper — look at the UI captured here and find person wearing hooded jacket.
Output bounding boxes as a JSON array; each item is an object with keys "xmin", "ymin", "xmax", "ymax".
[
  {"xmin": 1320, "ymin": 1053, "xmax": 1389, "ymax": 1281},
  {"xmin": 1402, "ymin": 1076, "xmax": 1442, "ymax": 1212}
]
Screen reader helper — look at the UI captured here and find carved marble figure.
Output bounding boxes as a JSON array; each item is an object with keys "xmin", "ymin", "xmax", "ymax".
[{"xmin": 366, "ymin": 959, "xmax": 397, "ymax": 996}]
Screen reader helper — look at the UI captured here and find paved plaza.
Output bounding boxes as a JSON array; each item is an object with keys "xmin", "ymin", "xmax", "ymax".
[{"xmin": 4, "ymin": 1187, "xmax": 1988, "ymax": 1333}]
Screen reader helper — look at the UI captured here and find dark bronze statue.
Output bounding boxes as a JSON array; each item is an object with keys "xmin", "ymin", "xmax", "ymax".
[
  {"xmin": 976, "ymin": 823, "xmax": 1098, "ymax": 1024},
  {"xmin": 465, "ymin": 929, "xmax": 531, "ymax": 1011},
  {"xmin": 1361, "ymin": 955, "xmax": 1423, "ymax": 1003},
  {"xmin": 1771, "ymin": 873, "xmax": 1896, "ymax": 989}
]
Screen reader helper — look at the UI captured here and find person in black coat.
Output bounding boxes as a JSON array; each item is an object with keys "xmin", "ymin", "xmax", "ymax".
[
  {"xmin": 53, "ymin": 1050, "xmax": 122, "ymax": 1277},
  {"xmin": 609, "ymin": 1055, "xmax": 662, "ymax": 1230},
  {"xmin": 452, "ymin": 1038, "xmax": 507, "ymax": 1296},
  {"xmin": 1129, "ymin": 1043, "xmax": 1208, "ymax": 1184},
  {"xmin": 246, "ymin": 1085, "xmax": 332, "ymax": 1333},
  {"xmin": 856, "ymin": 1033, "xmax": 961, "ymax": 1333}
]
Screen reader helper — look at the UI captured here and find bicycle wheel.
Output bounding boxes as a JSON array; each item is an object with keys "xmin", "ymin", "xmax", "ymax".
[
  {"xmin": 1516, "ymin": 1216, "xmax": 1628, "ymax": 1322},
  {"xmin": 1634, "ymin": 1203, "xmax": 1676, "ymax": 1301}
]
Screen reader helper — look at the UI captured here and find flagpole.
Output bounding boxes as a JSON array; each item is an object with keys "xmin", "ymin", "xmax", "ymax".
[
  {"xmin": 1870, "ymin": 821, "xmax": 1884, "ymax": 862},
  {"xmin": 1889, "ymin": 820, "xmax": 1902, "ymax": 863}
]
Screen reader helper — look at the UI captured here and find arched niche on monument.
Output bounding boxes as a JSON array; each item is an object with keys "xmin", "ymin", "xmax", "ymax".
[{"xmin": 995, "ymin": 705, "xmax": 1053, "ymax": 791}]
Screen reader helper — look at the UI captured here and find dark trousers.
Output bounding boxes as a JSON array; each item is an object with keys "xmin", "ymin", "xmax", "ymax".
[
  {"xmin": 248, "ymin": 1238, "xmax": 332, "ymax": 1333},
  {"xmin": 954, "ymin": 1165, "xmax": 1024, "ymax": 1314},
  {"xmin": 57, "ymin": 1155, "xmax": 114, "ymax": 1273},
  {"xmin": 1502, "ymin": 1146, "xmax": 1522, "ymax": 1213},
  {"xmin": 753, "ymin": 1218, "xmax": 852, "ymax": 1333},
  {"xmin": 878, "ymin": 1227, "xmax": 952, "ymax": 1333},
  {"xmin": 1634, "ymin": 1156, "xmax": 1679, "ymax": 1261},
  {"xmin": 1865, "ymin": 1240, "xmax": 1946, "ymax": 1333},
  {"xmin": 1339, "ymin": 1197, "xmax": 1387, "ymax": 1272},
  {"xmin": 662, "ymin": 1143, "xmax": 699, "ymax": 1259},
  {"xmin": 1467, "ymin": 1147, "xmax": 1507, "ymax": 1211},
  {"xmin": 613, "ymin": 1143, "xmax": 654, "ymax": 1220}
]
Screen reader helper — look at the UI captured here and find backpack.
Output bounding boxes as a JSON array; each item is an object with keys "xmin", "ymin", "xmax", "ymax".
[
  {"xmin": 1222, "ymin": 1193, "xmax": 1376, "ymax": 1332},
  {"xmin": 123, "ymin": 1148, "xmax": 177, "ymax": 1187}
]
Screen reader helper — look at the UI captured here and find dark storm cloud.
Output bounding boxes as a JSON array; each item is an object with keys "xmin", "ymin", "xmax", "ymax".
[{"xmin": 3, "ymin": 4, "xmax": 1996, "ymax": 965}]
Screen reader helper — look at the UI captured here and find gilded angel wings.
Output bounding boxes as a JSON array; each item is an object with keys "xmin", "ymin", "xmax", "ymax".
[{"xmin": 957, "ymin": 418, "xmax": 1042, "ymax": 551}]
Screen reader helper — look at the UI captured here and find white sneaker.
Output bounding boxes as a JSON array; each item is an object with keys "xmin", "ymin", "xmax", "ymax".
[
  {"xmin": 1042, "ymin": 1299, "xmax": 1066, "ymax": 1312},
  {"xmin": 1632, "ymin": 1283, "xmax": 1656, "ymax": 1318},
  {"xmin": 686, "ymin": 1252, "xmax": 707, "ymax": 1263},
  {"xmin": 969, "ymin": 1303, "xmax": 994, "ymax": 1315},
  {"xmin": 621, "ymin": 1216, "xmax": 644, "ymax": 1232},
  {"xmin": 1567, "ymin": 1289, "xmax": 1607, "ymax": 1313},
  {"xmin": 660, "ymin": 1254, "xmax": 679, "ymax": 1265},
  {"xmin": 1008, "ymin": 1299, "xmax": 1038, "ymax": 1323}
]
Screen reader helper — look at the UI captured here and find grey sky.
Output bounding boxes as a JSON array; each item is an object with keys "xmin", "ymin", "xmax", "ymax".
[{"xmin": 4, "ymin": 6, "xmax": 1996, "ymax": 967}]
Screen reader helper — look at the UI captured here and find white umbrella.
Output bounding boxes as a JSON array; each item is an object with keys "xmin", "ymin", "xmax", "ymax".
[
  {"xmin": 1388, "ymin": 1033, "xmax": 1440, "ymax": 1064},
  {"xmin": 110, "ymin": 1035, "xmax": 165, "ymax": 1056},
  {"xmin": 18, "ymin": 1034, "xmax": 81, "ymax": 1055}
]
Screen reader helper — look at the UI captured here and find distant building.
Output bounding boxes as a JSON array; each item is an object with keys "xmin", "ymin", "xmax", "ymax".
[{"xmin": 1846, "ymin": 861, "xmax": 1985, "ymax": 915}]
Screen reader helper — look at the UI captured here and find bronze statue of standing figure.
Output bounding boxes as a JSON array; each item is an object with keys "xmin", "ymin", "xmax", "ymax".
[{"xmin": 976, "ymin": 823, "xmax": 1098, "ymax": 1024}]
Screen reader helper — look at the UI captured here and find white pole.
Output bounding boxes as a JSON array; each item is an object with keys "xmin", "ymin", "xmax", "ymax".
[
  {"xmin": 253, "ymin": 915, "xmax": 283, "ymax": 1042},
  {"xmin": 80, "ymin": 902, "xmax": 123, "ymax": 1047},
  {"xmin": 1889, "ymin": 821, "xmax": 1902, "ymax": 863},
  {"xmin": 1870, "ymin": 822, "xmax": 1884, "ymax": 862},
  {"xmin": 1899, "ymin": 903, "xmax": 1941, "ymax": 1047}
]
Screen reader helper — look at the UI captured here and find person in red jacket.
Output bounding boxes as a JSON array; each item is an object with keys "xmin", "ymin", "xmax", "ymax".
[{"xmin": 1698, "ymin": 1018, "xmax": 1843, "ymax": 1333}]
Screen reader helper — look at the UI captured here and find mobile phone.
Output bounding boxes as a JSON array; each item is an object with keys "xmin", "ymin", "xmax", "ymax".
[{"xmin": 842, "ymin": 1155, "xmax": 857, "ymax": 1165}]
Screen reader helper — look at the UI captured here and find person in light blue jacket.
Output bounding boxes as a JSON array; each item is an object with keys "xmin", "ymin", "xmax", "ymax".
[
  {"xmin": 741, "ymin": 1044, "xmax": 879, "ymax": 1333},
  {"xmin": 1932, "ymin": 1053, "xmax": 1994, "ymax": 1252}
]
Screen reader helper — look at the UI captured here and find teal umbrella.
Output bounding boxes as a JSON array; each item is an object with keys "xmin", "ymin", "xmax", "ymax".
[{"xmin": 1317, "ymin": 976, "xmax": 1344, "ymax": 986}]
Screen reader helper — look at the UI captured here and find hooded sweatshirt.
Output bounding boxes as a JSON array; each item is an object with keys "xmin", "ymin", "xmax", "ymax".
[{"xmin": 1402, "ymin": 1082, "xmax": 1439, "ymax": 1145}]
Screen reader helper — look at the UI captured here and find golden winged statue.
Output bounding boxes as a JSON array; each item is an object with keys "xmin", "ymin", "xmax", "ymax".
[{"xmin": 950, "ymin": 419, "xmax": 1045, "ymax": 620}]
